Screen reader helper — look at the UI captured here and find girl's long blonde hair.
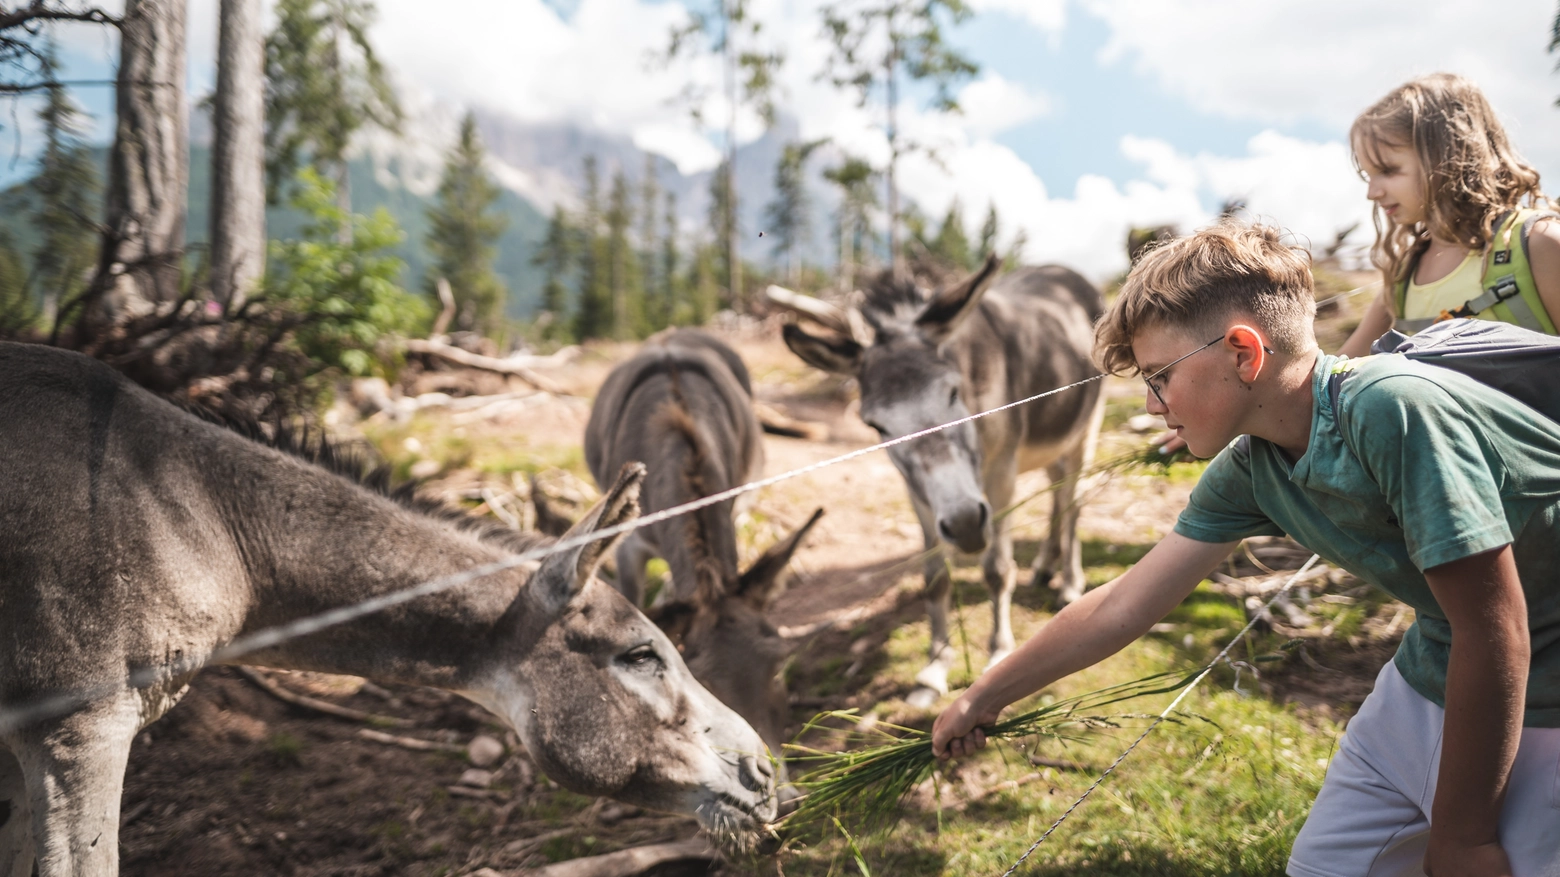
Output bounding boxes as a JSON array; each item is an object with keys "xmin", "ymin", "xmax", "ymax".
[{"xmin": 1351, "ymin": 73, "xmax": 1553, "ymax": 305}]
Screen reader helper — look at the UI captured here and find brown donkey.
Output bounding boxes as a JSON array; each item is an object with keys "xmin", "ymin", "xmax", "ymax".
[
  {"xmin": 585, "ymin": 329, "xmax": 823, "ymax": 771},
  {"xmin": 0, "ymin": 343, "xmax": 775, "ymax": 877}
]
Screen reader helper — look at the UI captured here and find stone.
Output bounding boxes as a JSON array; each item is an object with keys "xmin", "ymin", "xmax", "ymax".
[
  {"xmin": 458, "ymin": 769, "xmax": 494, "ymax": 789},
  {"xmin": 467, "ymin": 734, "xmax": 505, "ymax": 768}
]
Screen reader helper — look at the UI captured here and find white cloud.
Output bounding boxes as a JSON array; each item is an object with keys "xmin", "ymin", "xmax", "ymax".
[
  {"xmin": 1080, "ymin": 0, "xmax": 1560, "ymax": 178},
  {"xmin": 894, "ymin": 127, "xmax": 1371, "ymax": 280},
  {"xmin": 967, "ymin": 0, "xmax": 1066, "ymax": 33},
  {"xmin": 954, "ymin": 75, "xmax": 1051, "ymax": 138}
]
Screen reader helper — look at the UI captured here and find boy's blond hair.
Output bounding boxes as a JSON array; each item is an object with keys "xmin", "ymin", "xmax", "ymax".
[
  {"xmin": 1094, "ymin": 223, "xmax": 1316, "ymax": 376},
  {"xmin": 1352, "ymin": 74, "xmax": 1552, "ymax": 305}
]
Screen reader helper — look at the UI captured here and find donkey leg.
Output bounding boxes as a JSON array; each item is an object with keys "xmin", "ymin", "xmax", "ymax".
[
  {"xmin": 14, "ymin": 696, "xmax": 139, "ymax": 877},
  {"xmin": 907, "ymin": 505, "xmax": 954, "ymax": 709},
  {"xmin": 1034, "ymin": 446, "xmax": 1089, "ymax": 606},
  {"xmin": 0, "ymin": 746, "xmax": 34, "ymax": 877},
  {"xmin": 981, "ymin": 470, "xmax": 1018, "ymax": 670}
]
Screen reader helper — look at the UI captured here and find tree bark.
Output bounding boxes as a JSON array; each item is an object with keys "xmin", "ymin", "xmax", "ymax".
[
  {"xmin": 210, "ymin": 0, "xmax": 265, "ymax": 308},
  {"xmin": 722, "ymin": 1, "xmax": 741, "ymax": 311},
  {"xmin": 88, "ymin": 0, "xmax": 188, "ymax": 324}
]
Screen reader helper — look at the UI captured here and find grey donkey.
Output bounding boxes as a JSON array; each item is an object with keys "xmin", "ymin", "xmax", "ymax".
[
  {"xmin": 584, "ymin": 329, "xmax": 824, "ymax": 770},
  {"xmin": 776, "ymin": 255, "xmax": 1105, "ymax": 706},
  {"xmin": 0, "ymin": 343, "xmax": 776, "ymax": 877}
]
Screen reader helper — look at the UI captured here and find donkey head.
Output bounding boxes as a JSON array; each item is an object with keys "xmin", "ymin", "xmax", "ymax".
[
  {"xmin": 474, "ymin": 464, "xmax": 777, "ymax": 837},
  {"xmin": 648, "ymin": 508, "xmax": 824, "ymax": 771},
  {"xmin": 781, "ymin": 255, "xmax": 1002, "ymax": 555}
]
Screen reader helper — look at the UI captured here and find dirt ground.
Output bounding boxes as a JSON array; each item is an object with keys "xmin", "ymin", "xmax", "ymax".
[{"xmin": 117, "ymin": 288, "xmax": 1405, "ymax": 875}]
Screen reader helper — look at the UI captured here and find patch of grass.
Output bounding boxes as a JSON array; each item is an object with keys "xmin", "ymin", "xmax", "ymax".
[
  {"xmin": 782, "ymin": 543, "xmax": 1348, "ymax": 877},
  {"xmin": 266, "ymin": 731, "xmax": 304, "ymax": 767}
]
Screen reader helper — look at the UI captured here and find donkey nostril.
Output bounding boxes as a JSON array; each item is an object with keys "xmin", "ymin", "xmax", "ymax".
[
  {"xmin": 739, "ymin": 755, "xmax": 772, "ymax": 792},
  {"xmin": 938, "ymin": 520, "xmax": 956, "ymax": 542},
  {"xmin": 977, "ymin": 503, "xmax": 990, "ymax": 529}
]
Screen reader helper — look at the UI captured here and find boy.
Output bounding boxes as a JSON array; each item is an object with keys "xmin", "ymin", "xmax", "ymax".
[{"xmin": 932, "ymin": 223, "xmax": 1560, "ymax": 877}]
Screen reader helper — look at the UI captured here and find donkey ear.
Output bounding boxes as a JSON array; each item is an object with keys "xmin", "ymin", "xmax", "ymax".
[
  {"xmin": 644, "ymin": 599, "xmax": 699, "ymax": 648},
  {"xmin": 533, "ymin": 462, "xmax": 644, "ymax": 613},
  {"xmin": 736, "ymin": 508, "xmax": 824, "ymax": 609},
  {"xmin": 914, "ymin": 252, "xmax": 1002, "ymax": 346},
  {"xmin": 783, "ymin": 323, "xmax": 863, "ymax": 375}
]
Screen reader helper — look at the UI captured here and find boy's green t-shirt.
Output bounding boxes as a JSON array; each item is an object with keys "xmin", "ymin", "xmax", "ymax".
[{"xmin": 1174, "ymin": 353, "xmax": 1560, "ymax": 726}]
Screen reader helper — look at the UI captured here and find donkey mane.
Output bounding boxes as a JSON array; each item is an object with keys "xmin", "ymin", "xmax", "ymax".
[
  {"xmin": 652, "ymin": 380, "xmax": 728, "ymax": 606},
  {"xmin": 181, "ymin": 403, "xmax": 549, "ymax": 556}
]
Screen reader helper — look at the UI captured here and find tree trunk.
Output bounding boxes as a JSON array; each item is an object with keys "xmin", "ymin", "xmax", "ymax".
[
  {"xmin": 210, "ymin": 0, "xmax": 265, "ymax": 309},
  {"xmin": 886, "ymin": 47, "xmax": 902, "ymax": 284},
  {"xmin": 88, "ymin": 0, "xmax": 189, "ymax": 325},
  {"xmin": 722, "ymin": 2, "xmax": 741, "ymax": 312}
]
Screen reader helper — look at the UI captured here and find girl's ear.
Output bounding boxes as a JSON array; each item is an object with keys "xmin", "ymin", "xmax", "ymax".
[{"xmin": 1226, "ymin": 325, "xmax": 1268, "ymax": 384}]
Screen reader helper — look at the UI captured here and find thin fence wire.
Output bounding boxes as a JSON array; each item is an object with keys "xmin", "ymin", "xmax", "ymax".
[
  {"xmin": 0, "ymin": 371, "xmax": 1111, "ymax": 736},
  {"xmin": 997, "ymin": 553, "xmax": 1323, "ymax": 877}
]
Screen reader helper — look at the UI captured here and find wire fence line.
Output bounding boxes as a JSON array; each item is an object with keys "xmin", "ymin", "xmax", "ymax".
[
  {"xmin": 0, "ymin": 372, "xmax": 1111, "ymax": 736},
  {"xmin": 997, "ymin": 553, "xmax": 1323, "ymax": 877}
]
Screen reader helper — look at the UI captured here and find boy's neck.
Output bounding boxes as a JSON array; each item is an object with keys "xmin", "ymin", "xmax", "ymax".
[{"xmin": 1241, "ymin": 348, "xmax": 1320, "ymax": 462}]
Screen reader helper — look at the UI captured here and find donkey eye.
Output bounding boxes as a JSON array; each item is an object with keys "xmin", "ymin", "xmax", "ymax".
[
  {"xmin": 947, "ymin": 387, "xmax": 959, "ymax": 405},
  {"xmin": 618, "ymin": 644, "xmax": 662, "ymax": 668}
]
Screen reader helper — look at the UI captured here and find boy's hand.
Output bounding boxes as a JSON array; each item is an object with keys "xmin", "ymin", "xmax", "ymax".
[
  {"xmin": 1424, "ymin": 838, "xmax": 1512, "ymax": 877},
  {"xmin": 932, "ymin": 691, "xmax": 1000, "ymax": 760}
]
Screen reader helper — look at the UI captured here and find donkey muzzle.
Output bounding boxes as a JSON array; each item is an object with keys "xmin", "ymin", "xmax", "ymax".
[{"xmin": 937, "ymin": 501, "xmax": 990, "ymax": 554}]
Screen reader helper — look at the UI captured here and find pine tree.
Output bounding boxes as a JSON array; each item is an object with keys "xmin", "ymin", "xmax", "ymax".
[
  {"xmin": 533, "ymin": 205, "xmax": 575, "ymax": 339},
  {"xmin": 573, "ymin": 156, "xmax": 612, "ymax": 340},
  {"xmin": 0, "ymin": 233, "xmax": 33, "ymax": 336},
  {"xmin": 978, "ymin": 202, "xmax": 999, "ymax": 262},
  {"xmin": 690, "ymin": 242, "xmax": 720, "ymax": 325},
  {"xmin": 820, "ymin": 0, "xmax": 978, "ymax": 280},
  {"xmin": 707, "ymin": 158, "xmax": 738, "ymax": 310},
  {"xmin": 930, "ymin": 198, "xmax": 972, "ymax": 269},
  {"xmin": 31, "ymin": 44, "xmax": 100, "ymax": 329},
  {"xmin": 638, "ymin": 155, "xmax": 663, "ymax": 329},
  {"xmin": 662, "ymin": 191, "xmax": 685, "ymax": 325},
  {"xmin": 606, "ymin": 169, "xmax": 645, "ymax": 339},
  {"xmin": 764, "ymin": 139, "xmax": 826, "ymax": 285},
  {"xmin": 823, "ymin": 155, "xmax": 877, "ymax": 291},
  {"xmin": 425, "ymin": 112, "xmax": 507, "ymax": 337},
  {"xmin": 264, "ymin": 0, "xmax": 402, "ymax": 224}
]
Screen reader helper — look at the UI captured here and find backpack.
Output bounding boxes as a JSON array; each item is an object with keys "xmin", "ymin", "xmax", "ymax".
[
  {"xmin": 1324, "ymin": 318, "xmax": 1560, "ymax": 426},
  {"xmin": 1392, "ymin": 208, "xmax": 1559, "ymax": 336}
]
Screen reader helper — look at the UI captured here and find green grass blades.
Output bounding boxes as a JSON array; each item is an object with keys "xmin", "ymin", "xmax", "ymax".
[{"xmin": 784, "ymin": 670, "xmax": 1195, "ymax": 834}]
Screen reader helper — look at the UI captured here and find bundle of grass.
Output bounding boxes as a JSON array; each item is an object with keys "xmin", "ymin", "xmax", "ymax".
[{"xmin": 784, "ymin": 670, "xmax": 1196, "ymax": 833}]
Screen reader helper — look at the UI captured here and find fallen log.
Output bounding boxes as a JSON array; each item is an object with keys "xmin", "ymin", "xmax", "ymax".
[
  {"xmin": 518, "ymin": 837, "xmax": 716, "ymax": 877},
  {"xmin": 405, "ymin": 338, "xmax": 569, "ymax": 395}
]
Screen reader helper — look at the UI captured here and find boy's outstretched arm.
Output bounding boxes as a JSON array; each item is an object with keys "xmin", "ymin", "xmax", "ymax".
[
  {"xmin": 932, "ymin": 533, "xmax": 1237, "ymax": 759},
  {"xmin": 1422, "ymin": 545, "xmax": 1528, "ymax": 877}
]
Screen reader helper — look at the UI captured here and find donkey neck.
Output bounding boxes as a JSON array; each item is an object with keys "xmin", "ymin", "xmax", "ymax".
[{"xmin": 209, "ymin": 437, "xmax": 529, "ymax": 690}]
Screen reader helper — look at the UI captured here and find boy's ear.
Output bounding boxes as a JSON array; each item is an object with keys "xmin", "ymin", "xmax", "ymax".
[{"xmin": 1226, "ymin": 325, "xmax": 1268, "ymax": 383}]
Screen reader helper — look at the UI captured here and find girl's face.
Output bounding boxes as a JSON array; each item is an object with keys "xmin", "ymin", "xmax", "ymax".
[{"xmin": 1357, "ymin": 137, "xmax": 1426, "ymax": 227}]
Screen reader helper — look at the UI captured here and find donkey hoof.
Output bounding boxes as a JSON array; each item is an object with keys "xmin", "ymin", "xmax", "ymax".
[
  {"xmin": 905, "ymin": 686, "xmax": 941, "ymax": 710},
  {"xmin": 1029, "ymin": 569, "xmax": 1054, "ymax": 589}
]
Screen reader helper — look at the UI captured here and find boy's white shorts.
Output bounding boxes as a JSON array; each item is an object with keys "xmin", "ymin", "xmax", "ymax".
[{"xmin": 1288, "ymin": 661, "xmax": 1560, "ymax": 877}]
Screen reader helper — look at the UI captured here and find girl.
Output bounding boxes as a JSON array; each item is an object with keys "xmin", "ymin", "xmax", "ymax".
[{"xmin": 1339, "ymin": 73, "xmax": 1560, "ymax": 357}]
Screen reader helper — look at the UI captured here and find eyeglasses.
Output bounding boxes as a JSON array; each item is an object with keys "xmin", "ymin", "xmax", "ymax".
[{"xmin": 1142, "ymin": 336, "xmax": 1275, "ymax": 408}]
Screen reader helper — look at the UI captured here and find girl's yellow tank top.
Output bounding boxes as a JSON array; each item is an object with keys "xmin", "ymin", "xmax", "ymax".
[{"xmin": 1401, "ymin": 250, "xmax": 1481, "ymax": 321}]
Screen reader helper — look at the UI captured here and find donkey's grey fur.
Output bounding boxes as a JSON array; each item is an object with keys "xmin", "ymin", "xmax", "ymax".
[
  {"xmin": 0, "ymin": 342, "xmax": 775, "ymax": 877},
  {"xmin": 782, "ymin": 257, "xmax": 1105, "ymax": 705},
  {"xmin": 584, "ymin": 329, "xmax": 822, "ymax": 766}
]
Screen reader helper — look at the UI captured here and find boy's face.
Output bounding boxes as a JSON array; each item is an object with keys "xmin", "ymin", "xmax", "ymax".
[
  {"xmin": 1132, "ymin": 324, "xmax": 1247, "ymax": 458},
  {"xmin": 1357, "ymin": 138, "xmax": 1426, "ymax": 227}
]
